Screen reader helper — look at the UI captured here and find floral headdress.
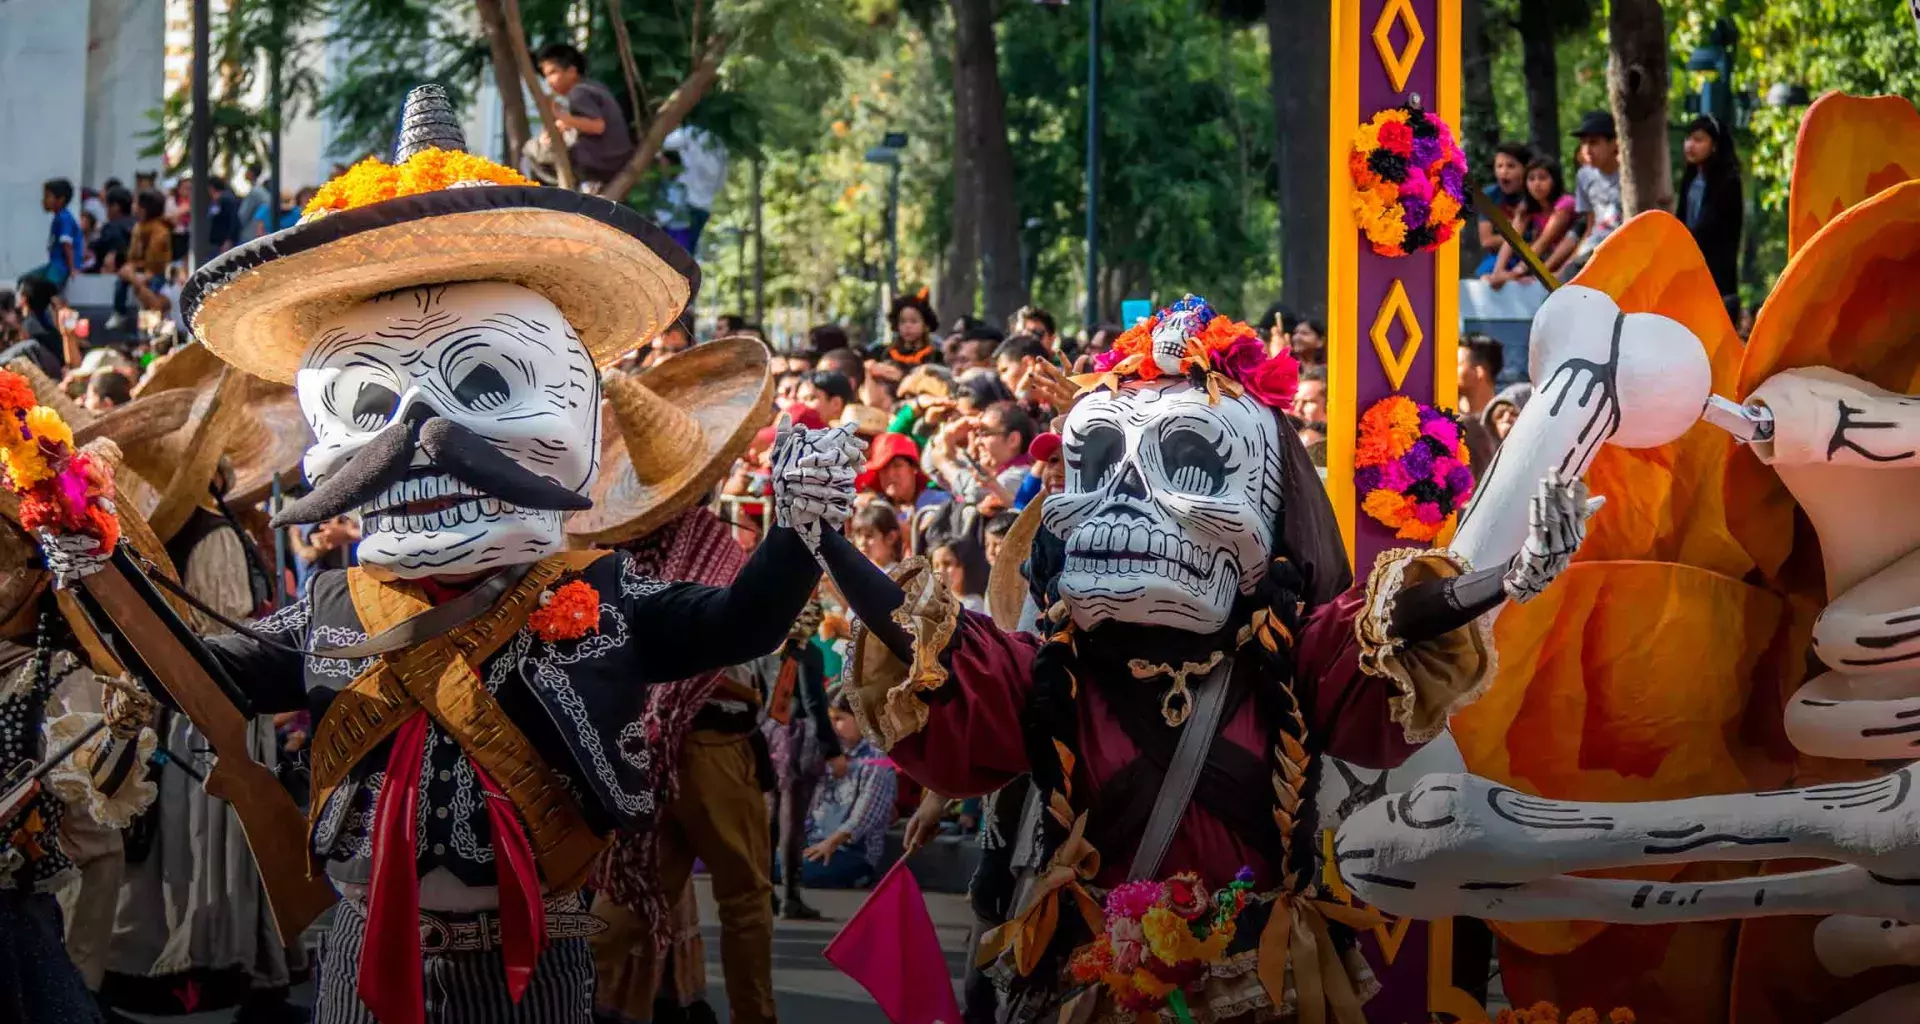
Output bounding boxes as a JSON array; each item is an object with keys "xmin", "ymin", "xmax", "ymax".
[
  {"xmin": 0, "ymin": 370, "xmax": 120, "ymax": 553},
  {"xmin": 1075, "ymin": 295, "xmax": 1299, "ymax": 410}
]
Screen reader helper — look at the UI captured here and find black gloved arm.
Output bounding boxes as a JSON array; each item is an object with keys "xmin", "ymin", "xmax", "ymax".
[
  {"xmin": 628, "ymin": 525, "xmax": 823, "ymax": 682},
  {"xmin": 1386, "ymin": 562, "xmax": 1509, "ymax": 648},
  {"xmin": 817, "ymin": 528, "xmax": 917, "ymax": 666}
]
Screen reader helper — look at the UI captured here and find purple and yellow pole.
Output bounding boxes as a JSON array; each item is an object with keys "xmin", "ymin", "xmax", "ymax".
[
  {"xmin": 1324, "ymin": 2, "xmax": 1485, "ymax": 1020},
  {"xmin": 1325, "ymin": 0, "xmax": 1461, "ymax": 573}
]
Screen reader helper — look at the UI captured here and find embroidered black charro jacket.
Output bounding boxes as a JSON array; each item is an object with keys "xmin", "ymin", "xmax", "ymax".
[{"xmin": 198, "ymin": 526, "xmax": 819, "ymax": 889}]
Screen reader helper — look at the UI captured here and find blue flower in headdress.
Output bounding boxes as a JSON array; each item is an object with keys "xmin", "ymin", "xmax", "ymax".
[{"xmin": 1164, "ymin": 294, "xmax": 1219, "ymax": 325}]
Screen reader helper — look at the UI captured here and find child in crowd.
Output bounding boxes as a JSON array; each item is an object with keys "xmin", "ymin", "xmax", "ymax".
[
  {"xmin": 798, "ymin": 693, "xmax": 899, "ymax": 888},
  {"xmin": 931, "ymin": 540, "xmax": 986, "ymax": 613},
  {"xmin": 1486, "ymin": 155, "xmax": 1577, "ymax": 286},
  {"xmin": 849, "ymin": 502, "xmax": 904, "ymax": 570}
]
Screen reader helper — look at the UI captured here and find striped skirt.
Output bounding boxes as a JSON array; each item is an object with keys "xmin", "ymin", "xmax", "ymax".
[{"xmin": 315, "ymin": 897, "xmax": 595, "ymax": 1024}]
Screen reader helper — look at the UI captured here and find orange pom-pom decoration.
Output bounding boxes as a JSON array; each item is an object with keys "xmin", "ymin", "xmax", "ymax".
[{"xmin": 529, "ymin": 580, "xmax": 602, "ymax": 642}]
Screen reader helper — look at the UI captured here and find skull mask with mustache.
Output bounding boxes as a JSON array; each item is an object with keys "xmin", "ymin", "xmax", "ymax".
[
  {"xmin": 1042, "ymin": 381, "xmax": 1284, "ymax": 633},
  {"xmin": 290, "ymin": 281, "xmax": 601, "ymax": 578}
]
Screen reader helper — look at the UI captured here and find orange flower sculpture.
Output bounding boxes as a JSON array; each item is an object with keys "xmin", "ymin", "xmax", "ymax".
[{"xmin": 528, "ymin": 579, "xmax": 602, "ymax": 642}]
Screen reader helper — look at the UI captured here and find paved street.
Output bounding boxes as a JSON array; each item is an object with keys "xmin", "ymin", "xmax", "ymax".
[
  {"xmin": 691, "ymin": 879, "xmax": 974, "ymax": 1024},
  {"xmin": 126, "ymin": 877, "xmax": 974, "ymax": 1023}
]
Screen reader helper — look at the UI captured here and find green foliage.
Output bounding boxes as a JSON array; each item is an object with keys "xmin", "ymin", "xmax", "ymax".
[
  {"xmin": 1673, "ymin": 0, "xmax": 1920, "ymax": 307},
  {"xmin": 142, "ymin": 0, "xmax": 327, "ymax": 174},
  {"xmin": 316, "ymin": 0, "xmax": 490, "ymax": 162},
  {"xmin": 1482, "ymin": 0, "xmax": 1608, "ymax": 170},
  {"xmin": 998, "ymin": 0, "xmax": 1278, "ymax": 320}
]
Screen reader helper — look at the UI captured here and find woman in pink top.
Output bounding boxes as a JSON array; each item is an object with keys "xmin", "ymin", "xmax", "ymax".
[{"xmin": 1486, "ymin": 155, "xmax": 1577, "ymax": 286}]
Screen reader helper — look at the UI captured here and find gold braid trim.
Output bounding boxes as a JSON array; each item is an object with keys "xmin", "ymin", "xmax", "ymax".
[
  {"xmin": 845, "ymin": 557, "xmax": 962, "ymax": 750},
  {"xmin": 1357, "ymin": 546, "xmax": 1497, "ymax": 745}
]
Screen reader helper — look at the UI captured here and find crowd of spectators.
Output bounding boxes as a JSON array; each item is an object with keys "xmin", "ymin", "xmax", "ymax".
[{"xmin": 1475, "ymin": 109, "xmax": 1745, "ymax": 318}]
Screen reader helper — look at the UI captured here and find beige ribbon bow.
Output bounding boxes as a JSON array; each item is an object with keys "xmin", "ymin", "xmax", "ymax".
[
  {"xmin": 975, "ymin": 811, "xmax": 1105, "ymax": 976},
  {"xmin": 1256, "ymin": 893, "xmax": 1387, "ymax": 1024}
]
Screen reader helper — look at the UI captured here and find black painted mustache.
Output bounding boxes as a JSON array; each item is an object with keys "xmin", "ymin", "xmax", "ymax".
[{"xmin": 272, "ymin": 418, "xmax": 591, "ymax": 528}]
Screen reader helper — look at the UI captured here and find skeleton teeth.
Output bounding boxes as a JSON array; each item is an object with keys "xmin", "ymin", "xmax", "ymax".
[
  {"xmin": 1130, "ymin": 526, "xmax": 1149, "ymax": 555},
  {"xmin": 1151, "ymin": 534, "xmax": 1168, "ymax": 558}
]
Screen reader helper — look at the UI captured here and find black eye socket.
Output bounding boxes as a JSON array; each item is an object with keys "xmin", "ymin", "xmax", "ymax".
[
  {"xmin": 1159, "ymin": 428, "xmax": 1227, "ymax": 495},
  {"xmin": 351, "ymin": 381, "xmax": 399, "ymax": 431},
  {"xmin": 1072, "ymin": 424, "xmax": 1125, "ymax": 490},
  {"xmin": 454, "ymin": 363, "xmax": 512, "ymax": 412}
]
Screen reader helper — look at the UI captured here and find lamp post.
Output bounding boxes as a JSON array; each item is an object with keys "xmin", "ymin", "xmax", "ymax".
[
  {"xmin": 1085, "ymin": 0, "xmax": 1100, "ymax": 331},
  {"xmin": 189, "ymin": 0, "xmax": 211, "ymax": 269},
  {"xmin": 864, "ymin": 132, "xmax": 908, "ymax": 308},
  {"xmin": 1685, "ymin": 17, "xmax": 1737, "ymax": 129}
]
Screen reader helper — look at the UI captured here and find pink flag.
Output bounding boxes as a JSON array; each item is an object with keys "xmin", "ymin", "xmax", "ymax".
[{"xmin": 824, "ymin": 860, "xmax": 963, "ymax": 1024}]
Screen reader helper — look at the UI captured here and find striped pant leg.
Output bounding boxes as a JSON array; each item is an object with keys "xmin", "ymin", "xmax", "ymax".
[{"xmin": 316, "ymin": 898, "xmax": 594, "ymax": 1024}]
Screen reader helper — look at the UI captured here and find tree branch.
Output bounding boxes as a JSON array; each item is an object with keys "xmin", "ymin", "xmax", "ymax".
[
  {"xmin": 498, "ymin": 0, "xmax": 575, "ymax": 189},
  {"xmin": 474, "ymin": 0, "xmax": 530, "ymax": 159},
  {"xmin": 601, "ymin": 0, "xmax": 645, "ymax": 136},
  {"xmin": 600, "ymin": 32, "xmax": 728, "ymax": 203}
]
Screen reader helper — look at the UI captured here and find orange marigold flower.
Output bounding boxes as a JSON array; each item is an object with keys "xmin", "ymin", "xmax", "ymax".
[
  {"xmin": 0, "ymin": 371, "xmax": 35, "ymax": 416},
  {"xmin": 306, "ymin": 150, "xmax": 535, "ymax": 217},
  {"xmin": 1607, "ymin": 1011, "xmax": 1636, "ymax": 1024},
  {"xmin": 1567, "ymin": 1010, "xmax": 1600, "ymax": 1024},
  {"xmin": 1361, "ymin": 488, "xmax": 1409, "ymax": 524},
  {"xmin": 1528, "ymin": 1001, "xmax": 1563, "ymax": 1024},
  {"xmin": 85, "ymin": 503, "xmax": 120, "ymax": 554},
  {"xmin": 529, "ymin": 580, "xmax": 603, "ymax": 642}
]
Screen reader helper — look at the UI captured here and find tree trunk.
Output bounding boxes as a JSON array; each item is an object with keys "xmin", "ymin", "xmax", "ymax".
[
  {"xmin": 1607, "ymin": 0, "xmax": 1672, "ymax": 216},
  {"xmin": 1460, "ymin": 0, "xmax": 1499, "ymax": 272},
  {"xmin": 953, "ymin": 0, "xmax": 1026, "ymax": 327},
  {"xmin": 475, "ymin": 0, "xmax": 530, "ymax": 161},
  {"xmin": 1517, "ymin": 0, "xmax": 1562, "ymax": 164},
  {"xmin": 1268, "ymin": 0, "xmax": 1328, "ymax": 319},
  {"xmin": 498, "ymin": 0, "xmax": 574, "ymax": 189},
  {"xmin": 938, "ymin": 12, "xmax": 979, "ymax": 328},
  {"xmin": 600, "ymin": 34, "xmax": 728, "ymax": 202}
]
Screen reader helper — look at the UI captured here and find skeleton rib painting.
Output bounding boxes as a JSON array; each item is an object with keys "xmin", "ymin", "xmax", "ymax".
[
  {"xmin": 26, "ymin": 86, "xmax": 863, "ymax": 1024},
  {"xmin": 1336, "ymin": 94, "xmax": 1920, "ymax": 1023}
]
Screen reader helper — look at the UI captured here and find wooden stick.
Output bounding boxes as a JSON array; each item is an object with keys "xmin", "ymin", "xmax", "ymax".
[
  {"xmin": 602, "ymin": 0, "xmax": 646, "ymax": 139},
  {"xmin": 1470, "ymin": 188, "xmax": 1561, "ymax": 291}
]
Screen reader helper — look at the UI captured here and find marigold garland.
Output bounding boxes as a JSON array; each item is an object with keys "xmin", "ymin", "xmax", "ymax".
[
  {"xmin": 1350, "ymin": 104, "xmax": 1469, "ymax": 258},
  {"xmin": 528, "ymin": 579, "xmax": 602, "ymax": 642},
  {"xmin": 304, "ymin": 149, "xmax": 535, "ymax": 218},
  {"xmin": 1458, "ymin": 1002, "xmax": 1635, "ymax": 1024},
  {"xmin": 0, "ymin": 369, "xmax": 120, "ymax": 555},
  {"xmin": 1354, "ymin": 395, "xmax": 1473, "ymax": 543}
]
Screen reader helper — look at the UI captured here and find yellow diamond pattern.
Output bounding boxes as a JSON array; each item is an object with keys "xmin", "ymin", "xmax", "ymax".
[
  {"xmin": 1370, "ymin": 279, "xmax": 1423, "ymax": 392},
  {"xmin": 1372, "ymin": 0, "xmax": 1425, "ymax": 95}
]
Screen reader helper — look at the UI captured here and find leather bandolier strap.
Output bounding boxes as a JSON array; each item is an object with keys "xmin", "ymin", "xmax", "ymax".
[{"xmin": 309, "ymin": 551, "xmax": 612, "ymax": 892}]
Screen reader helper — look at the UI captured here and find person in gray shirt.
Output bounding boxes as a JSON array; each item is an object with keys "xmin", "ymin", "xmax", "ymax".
[{"xmin": 536, "ymin": 43, "xmax": 637, "ymax": 187}]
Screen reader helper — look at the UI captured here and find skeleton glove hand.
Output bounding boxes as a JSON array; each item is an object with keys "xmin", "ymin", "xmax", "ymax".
[
  {"xmin": 770, "ymin": 414, "xmax": 866, "ymax": 557},
  {"xmin": 37, "ymin": 528, "xmax": 111, "ymax": 590},
  {"xmin": 1501, "ymin": 469, "xmax": 1604, "ymax": 604}
]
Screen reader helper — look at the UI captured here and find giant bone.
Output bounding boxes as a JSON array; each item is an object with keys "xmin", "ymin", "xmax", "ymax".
[{"xmin": 1449, "ymin": 285, "xmax": 1710, "ymax": 573}]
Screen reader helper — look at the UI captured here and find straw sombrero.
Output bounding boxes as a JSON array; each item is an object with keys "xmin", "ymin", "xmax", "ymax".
[
  {"xmin": 987, "ymin": 495, "xmax": 1047, "ymax": 631},
  {"xmin": 8, "ymin": 355, "xmax": 252, "ymax": 543},
  {"xmin": 565, "ymin": 338, "xmax": 774, "ymax": 546},
  {"xmin": 180, "ymin": 85, "xmax": 698, "ymax": 385},
  {"xmin": 225, "ymin": 379, "xmax": 312, "ymax": 508}
]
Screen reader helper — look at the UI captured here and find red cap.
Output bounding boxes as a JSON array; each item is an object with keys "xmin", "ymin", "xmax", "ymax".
[
  {"xmin": 856, "ymin": 432, "xmax": 928, "ymax": 494},
  {"xmin": 1028, "ymin": 432, "xmax": 1062, "ymax": 462}
]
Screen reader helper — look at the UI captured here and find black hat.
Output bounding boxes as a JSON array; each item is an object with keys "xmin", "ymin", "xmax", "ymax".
[{"xmin": 1570, "ymin": 110, "xmax": 1617, "ymax": 140}]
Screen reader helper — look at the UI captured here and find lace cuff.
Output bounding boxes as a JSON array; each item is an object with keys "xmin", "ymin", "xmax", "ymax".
[
  {"xmin": 42, "ymin": 712, "xmax": 159, "ymax": 830},
  {"xmin": 1357, "ymin": 547, "xmax": 1497, "ymax": 745},
  {"xmin": 846, "ymin": 557, "xmax": 962, "ymax": 750}
]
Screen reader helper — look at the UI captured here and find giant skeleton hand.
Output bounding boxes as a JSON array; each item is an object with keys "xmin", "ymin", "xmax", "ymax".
[
  {"xmin": 37, "ymin": 527, "xmax": 112, "ymax": 590},
  {"xmin": 1500, "ymin": 469, "xmax": 1604, "ymax": 604},
  {"xmin": 770, "ymin": 413, "xmax": 865, "ymax": 561}
]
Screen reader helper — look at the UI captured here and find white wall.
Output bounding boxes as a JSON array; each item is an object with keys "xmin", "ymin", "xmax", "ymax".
[
  {"xmin": 84, "ymin": 0, "xmax": 167, "ymax": 189},
  {"xmin": 0, "ymin": 0, "xmax": 92, "ymax": 282}
]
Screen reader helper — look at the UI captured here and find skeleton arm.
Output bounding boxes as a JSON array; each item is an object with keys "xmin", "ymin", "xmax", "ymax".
[{"xmin": 1741, "ymin": 367, "xmax": 1920, "ymax": 468}]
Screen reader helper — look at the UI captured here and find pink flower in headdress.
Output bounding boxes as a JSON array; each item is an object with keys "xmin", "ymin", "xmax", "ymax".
[
  {"xmin": 1106, "ymin": 880, "xmax": 1164, "ymax": 920},
  {"xmin": 1215, "ymin": 333, "xmax": 1267, "ymax": 383},
  {"xmin": 1092, "ymin": 347, "xmax": 1126, "ymax": 373},
  {"xmin": 1241, "ymin": 351, "xmax": 1300, "ymax": 410}
]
